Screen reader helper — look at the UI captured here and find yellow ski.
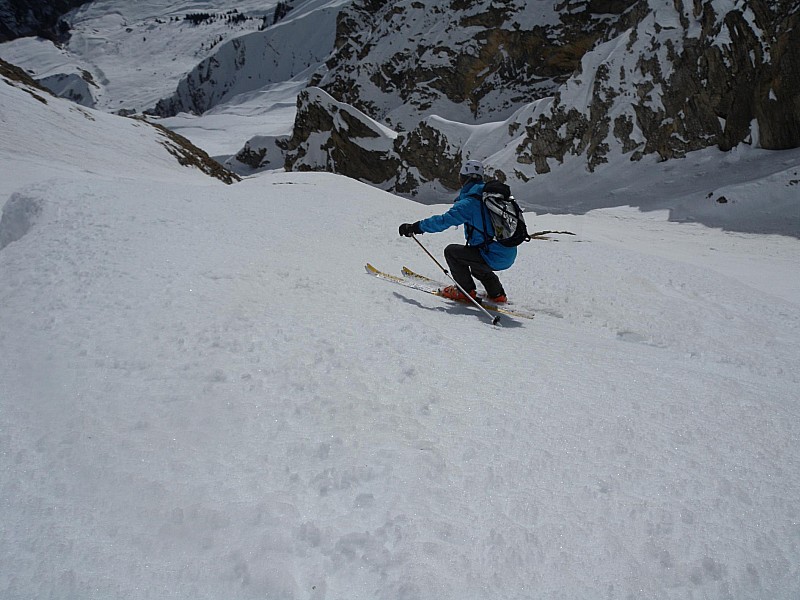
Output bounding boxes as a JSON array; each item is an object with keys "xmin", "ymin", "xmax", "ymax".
[{"xmin": 365, "ymin": 264, "xmax": 533, "ymax": 320}]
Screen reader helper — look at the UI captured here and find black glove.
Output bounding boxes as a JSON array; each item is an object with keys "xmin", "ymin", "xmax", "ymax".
[{"xmin": 399, "ymin": 222, "xmax": 422, "ymax": 237}]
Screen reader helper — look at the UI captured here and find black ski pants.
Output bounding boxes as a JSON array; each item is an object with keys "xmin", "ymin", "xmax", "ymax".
[{"xmin": 444, "ymin": 244, "xmax": 505, "ymax": 298}]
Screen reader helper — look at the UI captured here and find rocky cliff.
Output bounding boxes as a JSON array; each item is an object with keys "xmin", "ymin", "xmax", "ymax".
[
  {"xmin": 310, "ymin": 0, "xmax": 635, "ymax": 130},
  {"xmin": 516, "ymin": 0, "xmax": 800, "ymax": 174},
  {"xmin": 0, "ymin": 0, "xmax": 90, "ymax": 42},
  {"xmin": 283, "ymin": 87, "xmax": 400, "ymax": 184},
  {"xmin": 283, "ymin": 0, "xmax": 800, "ymax": 200}
]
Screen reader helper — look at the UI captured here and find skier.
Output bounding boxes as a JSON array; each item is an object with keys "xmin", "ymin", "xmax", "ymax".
[{"xmin": 398, "ymin": 159, "xmax": 515, "ymax": 303}]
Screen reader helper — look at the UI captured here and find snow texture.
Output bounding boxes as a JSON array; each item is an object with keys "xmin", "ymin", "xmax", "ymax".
[
  {"xmin": 2, "ymin": 55, "xmax": 800, "ymax": 600},
  {"xmin": 0, "ymin": 192, "xmax": 43, "ymax": 249}
]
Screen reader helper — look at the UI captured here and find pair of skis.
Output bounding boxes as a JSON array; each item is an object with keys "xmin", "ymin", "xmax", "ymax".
[{"xmin": 365, "ymin": 263, "xmax": 534, "ymax": 324}]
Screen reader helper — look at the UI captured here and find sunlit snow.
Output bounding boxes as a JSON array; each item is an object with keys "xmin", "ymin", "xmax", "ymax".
[{"xmin": 1, "ymin": 2, "xmax": 799, "ymax": 598}]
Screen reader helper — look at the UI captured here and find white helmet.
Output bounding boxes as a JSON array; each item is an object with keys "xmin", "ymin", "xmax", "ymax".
[{"xmin": 459, "ymin": 159, "xmax": 484, "ymax": 179}]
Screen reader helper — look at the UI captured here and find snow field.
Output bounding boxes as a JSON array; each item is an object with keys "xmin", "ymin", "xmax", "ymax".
[
  {"xmin": 2, "ymin": 162, "xmax": 799, "ymax": 598},
  {"xmin": 2, "ymin": 41, "xmax": 800, "ymax": 600}
]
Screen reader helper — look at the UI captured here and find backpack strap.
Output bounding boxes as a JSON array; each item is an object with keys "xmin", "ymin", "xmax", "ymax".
[
  {"xmin": 459, "ymin": 181, "xmax": 494, "ymax": 248},
  {"xmin": 466, "ymin": 195, "xmax": 495, "ymax": 249}
]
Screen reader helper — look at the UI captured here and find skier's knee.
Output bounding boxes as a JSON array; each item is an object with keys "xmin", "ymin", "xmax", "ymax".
[{"xmin": 444, "ymin": 244, "xmax": 461, "ymax": 260}]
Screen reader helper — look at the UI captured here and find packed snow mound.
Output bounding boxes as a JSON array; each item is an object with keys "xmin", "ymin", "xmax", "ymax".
[
  {"xmin": 670, "ymin": 161, "xmax": 800, "ymax": 236},
  {"xmin": 39, "ymin": 71, "xmax": 97, "ymax": 106},
  {"xmin": 0, "ymin": 192, "xmax": 42, "ymax": 249}
]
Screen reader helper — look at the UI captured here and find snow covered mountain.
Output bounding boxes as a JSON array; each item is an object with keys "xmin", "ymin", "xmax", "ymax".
[
  {"xmin": 308, "ymin": 0, "xmax": 633, "ymax": 129},
  {"xmin": 0, "ymin": 0, "xmax": 298, "ymax": 112},
  {"xmin": 284, "ymin": 0, "xmax": 800, "ymax": 208},
  {"xmin": 3, "ymin": 44, "xmax": 800, "ymax": 600},
  {"xmin": 2, "ymin": 0, "xmax": 798, "ymax": 234},
  {"xmin": 151, "ymin": 0, "xmax": 343, "ymax": 118},
  {"xmin": 0, "ymin": 57, "xmax": 238, "ymax": 187}
]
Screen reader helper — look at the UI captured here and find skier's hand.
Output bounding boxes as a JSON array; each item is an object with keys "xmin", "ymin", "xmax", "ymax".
[{"xmin": 399, "ymin": 222, "xmax": 422, "ymax": 237}]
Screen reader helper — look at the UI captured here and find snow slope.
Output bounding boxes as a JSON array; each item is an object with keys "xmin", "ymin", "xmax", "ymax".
[
  {"xmin": 0, "ymin": 0, "xmax": 347, "ymax": 164},
  {"xmin": 0, "ymin": 0, "xmax": 323, "ymax": 112},
  {"xmin": 152, "ymin": 0, "xmax": 343, "ymax": 118},
  {"xmin": 2, "ymin": 65, "xmax": 800, "ymax": 599}
]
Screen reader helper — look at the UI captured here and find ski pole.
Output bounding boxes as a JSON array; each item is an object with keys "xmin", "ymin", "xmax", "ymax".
[{"xmin": 411, "ymin": 234, "xmax": 500, "ymax": 326}]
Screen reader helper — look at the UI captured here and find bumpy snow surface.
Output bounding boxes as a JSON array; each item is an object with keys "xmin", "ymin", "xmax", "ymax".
[{"xmin": 1, "ymin": 72, "xmax": 799, "ymax": 599}]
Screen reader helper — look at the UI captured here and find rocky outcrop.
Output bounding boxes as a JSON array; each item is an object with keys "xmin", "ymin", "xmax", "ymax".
[
  {"xmin": 283, "ymin": 87, "xmax": 400, "ymax": 186},
  {"xmin": 517, "ymin": 0, "xmax": 800, "ymax": 173},
  {"xmin": 146, "ymin": 120, "xmax": 241, "ymax": 185},
  {"xmin": 285, "ymin": 85, "xmax": 535, "ymax": 201},
  {"xmin": 285, "ymin": 0, "xmax": 800, "ymax": 199},
  {"xmin": 749, "ymin": 0, "xmax": 800, "ymax": 150},
  {"xmin": 394, "ymin": 121, "xmax": 464, "ymax": 193},
  {"xmin": 225, "ymin": 135, "xmax": 290, "ymax": 175},
  {"xmin": 310, "ymin": 0, "xmax": 627, "ymax": 129},
  {"xmin": 0, "ymin": 0, "xmax": 90, "ymax": 42}
]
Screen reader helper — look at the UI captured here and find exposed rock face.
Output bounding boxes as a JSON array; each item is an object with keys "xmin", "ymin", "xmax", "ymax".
[
  {"xmin": 310, "ymin": 0, "xmax": 626, "ymax": 129},
  {"xmin": 749, "ymin": 0, "xmax": 800, "ymax": 150},
  {"xmin": 286, "ymin": 86, "xmax": 500, "ymax": 198},
  {"xmin": 0, "ymin": 56, "xmax": 53, "ymax": 102},
  {"xmin": 517, "ymin": 0, "xmax": 800, "ymax": 174},
  {"xmin": 0, "ymin": 0, "xmax": 90, "ymax": 42},
  {"xmin": 225, "ymin": 134, "xmax": 291, "ymax": 175},
  {"xmin": 394, "ymin": 120, "xmax": 464, "ymax": 193},
  {"xmin": 234, "ymin": 141, "xmax": 270, "ymax": 170},
  {"xmin": 283, "ymin": 87, "xmax": 400, "ymax": 186},
  {"xmin": 285, "ymin": 0, "xmax": 800, "ymax": 199}
]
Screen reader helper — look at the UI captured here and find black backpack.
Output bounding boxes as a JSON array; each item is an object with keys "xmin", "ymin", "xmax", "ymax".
[{"xmin": 479, "ymin": 180, "xmax": 528, "ymax": 247}]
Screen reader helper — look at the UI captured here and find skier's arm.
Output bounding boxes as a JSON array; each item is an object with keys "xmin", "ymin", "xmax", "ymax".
[{"xmin": 417, "ymin": 201, "xmax": 471, "ymax": 234}]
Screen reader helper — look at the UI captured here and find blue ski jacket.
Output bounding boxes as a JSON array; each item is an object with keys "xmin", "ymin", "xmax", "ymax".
[{"xmin": 417, "ymin": 180, "xmax": 517, "ymax": 271}]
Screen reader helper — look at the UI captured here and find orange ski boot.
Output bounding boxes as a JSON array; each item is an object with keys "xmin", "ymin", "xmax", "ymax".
[{"xmin": 440, "ymin": 285, "xmax": 477, "ymax": 302}]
